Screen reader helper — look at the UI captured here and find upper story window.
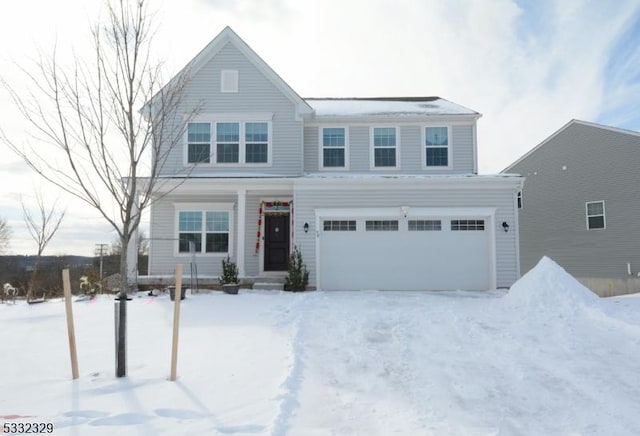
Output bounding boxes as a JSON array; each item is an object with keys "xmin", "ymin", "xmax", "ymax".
[
  {"xmin": 186, "ymin": 121, "xmax": 270, "ymax": 165},
  {"xmin": 187, "ymin": 123, "xmax": 211, "ymax": 164},
  {"xmin": 321, "ymin": 127, "xmax": 347, "ymax": 169},
  {"xmin": 586, "ymin": 201, "xmax": 605, "ymax": 230},
  {"xmin": 221, "ymin": 70, "xmax": 238, "ymax": 93},
  {"xmin": 372, "ymin": 127, "xmax": 397, "ymax": 168},
  {"xmin": 425, "ymin": 126, "xmax": 450, "ymax": 168},
  {"xmin": 178, "ymin": 210, "xmax": 230, "ymax": 254}
]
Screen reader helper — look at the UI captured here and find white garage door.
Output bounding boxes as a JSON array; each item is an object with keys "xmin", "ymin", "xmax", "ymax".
[{"xmin": 319, "ymin": 215, "xmax": 493, "ymax": 291}]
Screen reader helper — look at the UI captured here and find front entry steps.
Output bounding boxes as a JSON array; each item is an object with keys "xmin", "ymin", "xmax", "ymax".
[{"xmin": 251, "ymin": 276, "xmax": 286, "ymax": 291}]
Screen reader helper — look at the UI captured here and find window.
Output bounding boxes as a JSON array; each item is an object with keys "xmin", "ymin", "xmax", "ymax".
[
  {"xmin": 517, "ymin": 191, "xmax": 523, "ymax": 209},
  {"xmin": 216, "ymin": 122, "xmax": 240, "ymax": 163},
  {"xmin": 586, "ymin": 201, "xmax": 605, "ymax": 230},
  {"xmin": 323, "ymin": 220, "xmax": 356, "ymax": 231},
  {"xmin": 245, "ymin": 122, "xmax": 268, "ymax": 163},
  {"xmin": 408, "ymin": 220, "xmax": 442, "ymax": 231},
  {"xmin": 187, "ymin": 121, "xmax": 270, "ymax": 165},
  {"xmin": 372, "ymin": 127, "xmax": 397, "ymax": 168},
  {"xmin": 178, "ymin": 211, "xmax": 229, "ymax": 253},
  {"xmin": 366, "ymin": 220, "xmax": 399, "ymax": 231},
  {"xmin": 221, "ymin": 70, "xmax": 238, "ymax": 93},
  {"xmin": 322, "ymin": 127, "xmax": 347, "ymax": 168},
  {"xmin": 425, "ymin": 126, "xmax": 449, "ymax": 167},
  {"xmin": 451, "ymin": 219, "xmax": 485, "ymax": 231},
  {"xmin": 187, "ymin": 123, "xmax": 211, "ymax": 163}
]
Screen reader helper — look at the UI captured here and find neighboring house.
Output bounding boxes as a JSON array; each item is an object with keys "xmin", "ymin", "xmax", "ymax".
[
  {"xmin": 141, "ymin": 27, "xmax": 522, "ymax": 291},
  {"xmin": 503, "ymin": 119, "xmax": 640, "ymax": 295}
]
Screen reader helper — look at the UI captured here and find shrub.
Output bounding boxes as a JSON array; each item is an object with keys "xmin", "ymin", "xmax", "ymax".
[
  {"xmin": 219, "ymin": 256, "xmax": 239, "ymax": 285},
  {"xmin": 284, "ymin": 246, "xmax": 309, "ymax": 292}
]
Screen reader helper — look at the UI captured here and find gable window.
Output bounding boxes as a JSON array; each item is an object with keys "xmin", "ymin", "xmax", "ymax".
[
  {"xmin": 221, "ymin": 70, "xmax": 238, "ymax": 93},
  {"xmin": 322, "ymin": 127, "xmax": 347, "ymax": 168},
  {"xmin": 425, "ymin": 126, "xmax": 449, "ymax": 167},
  {"xmin": 372, "ymin": 127, "xmax": 397, "ymax": 168},
  {"xmin": 586, "ymin": 201, "xmax": 605, "ymax": 230},
  {"xmin": 178, "ymin": 210, "xmax": 230, "ymax": 253},
  {"xmin": 187, "ymin": 123, "xmax": 211, "ymax": 163}
]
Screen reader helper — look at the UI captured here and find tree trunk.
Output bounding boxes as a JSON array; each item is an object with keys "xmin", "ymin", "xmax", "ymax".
[{"xmin": 116, "ymin": 236, "xmax": 129, "ymax": 377}]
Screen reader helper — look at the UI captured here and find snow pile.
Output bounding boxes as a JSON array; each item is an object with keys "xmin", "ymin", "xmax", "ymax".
[{"xmin": 504, "ymin": 256, "xmax": 598, "ymax": 313}]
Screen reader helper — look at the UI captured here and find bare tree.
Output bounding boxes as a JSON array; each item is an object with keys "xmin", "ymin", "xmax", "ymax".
[
  {"xmin": 1, "ymin": 0, "xmax": 197, "ymax": 377},
  {"xmin": 0, "ymin": 217, "xmax": 10, "ymax": 254},
  {"xmin": 21, "ymin": 191, "xmax": 65, "ymax": 301}
]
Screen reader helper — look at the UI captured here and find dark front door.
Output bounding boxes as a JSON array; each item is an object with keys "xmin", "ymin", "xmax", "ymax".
[{"xmin": 264, "ymin": 214, "xmax": 290, "ymax": 271}]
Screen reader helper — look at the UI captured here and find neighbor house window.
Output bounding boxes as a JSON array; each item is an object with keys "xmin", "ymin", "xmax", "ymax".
[
  {"xmin": 323, "ymin": 220, "xmax": 356, "ymax": 231},
  {"xmin": 178, "ymin": 211, "xmax": 229, "ymax": 253},
  {"xmin": 187, "ymin": 123, "xmax": 211, "ymax": 163},
  {"xmin": 365, "ymin": 220, "xmax": 399, "ymax": 231},
  {"xmin": 425, "ymin": 126, "xmax": 449, "ymax": 167},
  {"xmin": 586, "ymin": 201, "xmax": 605, "ymax": 230},
  {"xmin": 372, "ymin": 127, "xmax": 397, "ymax": 168},
  {"xmin": 451, "ymin": 219, "xmax": 485, "ymax": 231},
  {"xmin": 408, "ymin": 220, "xmax": 442, "ymax": 231},
  {"xmin": 322, "ymin": 127, "xmax": 347, "ymax": 168}
]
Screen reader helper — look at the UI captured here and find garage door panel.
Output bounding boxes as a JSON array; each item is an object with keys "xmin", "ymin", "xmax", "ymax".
[{"xmin": 319, "ymin": 217, "xmax": 491, "ymax": 291}]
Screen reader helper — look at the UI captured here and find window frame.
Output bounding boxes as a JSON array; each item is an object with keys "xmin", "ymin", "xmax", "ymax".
[
  {"xmin": 186, "ymin": 122, "xmax": 212, "ymax": 164},
  {"xmin": 319, "ymin": 126, "xmax": 349, "ymax": 170},
  {"xmin": 422, "ymin": 125, "xmax": 452, "ymax": 170},
  {"xmin": 370, "ymin": 126, "xmax": 400, "ymax": 170},
  {"xmin": 184, "ymin": 118, "xmax": 272, "ymax": 167},
  {"xmin": 585, "ymin": 200, "xmax": 606, "ymax": 230},
  {"xmin": 174, "ymin": 203, "xmax": 234, "ymax": 257},
  {"xmin": 220, "ymin": 69, "xmax": 239, "ymax": 93}
]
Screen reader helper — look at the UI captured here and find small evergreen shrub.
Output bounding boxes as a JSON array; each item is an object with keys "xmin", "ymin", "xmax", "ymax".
[
  {"xmin": 219, "ymin": 256, "xmax": 239, "ymax": 285},
  {"xmin": 284, "ymin": 246, "xmax": 309, "ymax": 292}
]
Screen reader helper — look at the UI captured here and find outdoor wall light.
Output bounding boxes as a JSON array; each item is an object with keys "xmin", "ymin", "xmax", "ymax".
[
  {"xmin": 304, "ymin": 222, "xmax": 309, "ymax": 233},
  {"xmin": 502, "ymin": 221, "xmax": 509, "ymax": 232}
]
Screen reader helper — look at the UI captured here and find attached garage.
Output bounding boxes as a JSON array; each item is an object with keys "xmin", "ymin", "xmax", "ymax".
[{"xmin": 316, "ymin": 208, "xmax": 496, "ymax": 291}]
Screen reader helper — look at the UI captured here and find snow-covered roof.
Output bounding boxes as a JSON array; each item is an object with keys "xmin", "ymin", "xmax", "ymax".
[{"xmin": 305, "ymin": 97, "xmax": 479, "ymax": 119}]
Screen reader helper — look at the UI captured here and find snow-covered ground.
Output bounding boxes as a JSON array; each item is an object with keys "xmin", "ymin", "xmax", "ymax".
[{"xmin": 2, "ymin": 257, "xmax": 640, "ymax": 435}]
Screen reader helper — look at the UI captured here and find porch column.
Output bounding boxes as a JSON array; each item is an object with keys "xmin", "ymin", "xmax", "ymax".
[{"xmin": 236, "ymin": 189, "xmax": 246, "ymax": 277}]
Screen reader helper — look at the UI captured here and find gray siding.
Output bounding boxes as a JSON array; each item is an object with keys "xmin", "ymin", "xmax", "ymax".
[
  {"xmin": 293, "ymin": 183, "xmax": 519, "ymax": 288},
  {"xmin": 507, "ymin": 122, "xmax": 640, "ymax": 279},
  {"xmin": 303, "ymin": 124, "xmax": 476, "ymax": 174},
  {"xmin": 160, "ymin": 42, "xmax": 304, "ymax": 177}
]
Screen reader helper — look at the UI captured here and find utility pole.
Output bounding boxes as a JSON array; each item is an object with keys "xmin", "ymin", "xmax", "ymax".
[{"xmin": 94, "ymin": 243, "xmax": 109, "ymax": 291}]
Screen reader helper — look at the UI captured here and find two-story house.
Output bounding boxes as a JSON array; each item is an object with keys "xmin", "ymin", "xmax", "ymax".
[
  {"xmin": 503, "ymin": 120, "xmax": 640, "ymax": 295},
  {"xmin": 142, "ymin": 27, "xmax": 523, "ymax": 291}
]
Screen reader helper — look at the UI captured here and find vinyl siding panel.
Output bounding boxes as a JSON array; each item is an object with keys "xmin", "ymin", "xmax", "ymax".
[
  {"xmin": 508, "ymin": 122, "xmax": 640, "ymax": 279},
  {"xmin": 159, "ymin": 42, "xmax": 303, "ymax": 177},
  {"xmin": 293, "ymin": 183, "xmax": 519, "ymax": 289}
]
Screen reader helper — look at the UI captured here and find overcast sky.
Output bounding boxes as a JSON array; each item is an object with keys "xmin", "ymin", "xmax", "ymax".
[{"xmin": 1, "ymin": 0, "xmax": 639, "ymax": 257}]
